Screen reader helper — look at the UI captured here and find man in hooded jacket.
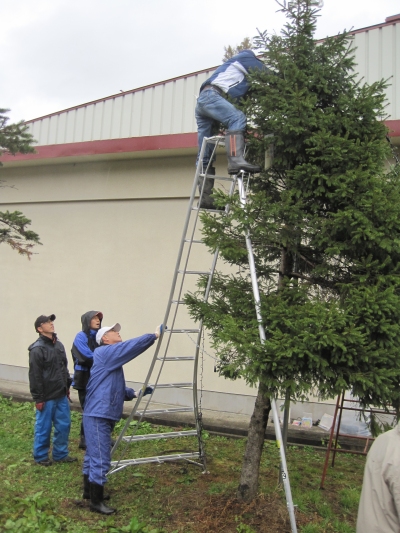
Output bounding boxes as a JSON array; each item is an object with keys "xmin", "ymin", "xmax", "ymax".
[{"xmin": 71, "ymin": 310, "xmax": 103, "ymax": 449}]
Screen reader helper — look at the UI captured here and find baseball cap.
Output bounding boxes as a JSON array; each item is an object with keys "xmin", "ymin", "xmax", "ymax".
[
  {"xmin": 96, "ymin": 323, "xmax": 121, "ymax": 344},
  {"xmin": 34, "ymin": 314, "xmax": 56, "ymax": 332}
]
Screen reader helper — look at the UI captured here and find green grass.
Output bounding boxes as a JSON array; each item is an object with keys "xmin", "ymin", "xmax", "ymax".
[{"xmin": 0, "ymin": 395, "xmax": 365, "ymax": 532}]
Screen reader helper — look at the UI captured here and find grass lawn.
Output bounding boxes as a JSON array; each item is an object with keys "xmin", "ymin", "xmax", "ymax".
[{"xmin": 0, "ymin": 395, "xmax": 365, "ymax": 532}]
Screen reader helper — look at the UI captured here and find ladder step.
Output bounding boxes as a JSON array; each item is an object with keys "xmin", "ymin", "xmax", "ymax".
[
  {"xmin": 178, "ymin": 270, "xmax": 210, "ymax": 275},
  {"xmin": 171, "ymin": 300, "xmax": 186, "ymax": 304},
  {"xmin": 199, "ymin": 174, "xmax": 233, "ymax": 183},
  {"xmin": 122, "ymin": 430, "xmax": 198, "ymax": 443},
  {"xmin": 192, "ymin": 206, "xmax": 226, "ymax": 213},
  {"xmin": 184, "ymin": 239, "xmax": 203, "ymax": 244},
  {"xmin": 157, "ymin": 356, "xmax": 195, "ymax": 361},
  {"xmin": 137, "ymin": 407, "xmax": 193, "ymax": 416},
  {"xmin": 153, "ymin": 382, "xmax": 192, "ymax": 388},
  {"xmin": 110, "ymin": 452, "xmax": 200, "ymax": 467},
  {"xmin": 169, "ymin": 328, "xmax": 200, "ymax": 333}
]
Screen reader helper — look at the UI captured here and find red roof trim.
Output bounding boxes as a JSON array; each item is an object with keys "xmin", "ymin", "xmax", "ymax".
[
  {"xmin": 0, "ymin": 133, "xmax": 198, "ymax": 163},
  {"xmin": 1, "ymin": 121, "xmax": 398, "ymax": 164},
  {"xmin": 386, "ymin": 120, "xmax": 400, "ymax": 138}
]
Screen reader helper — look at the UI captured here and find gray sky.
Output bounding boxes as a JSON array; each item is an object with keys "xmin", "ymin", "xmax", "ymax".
[{"xmin": 1, "ymin": 0, "xmax": 398, "ymax": 123}]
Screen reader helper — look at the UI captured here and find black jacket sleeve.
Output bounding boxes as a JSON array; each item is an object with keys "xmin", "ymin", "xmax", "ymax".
[{"xmin": 29, "ymin": 347, "xmax": 45, "ymax": 402}]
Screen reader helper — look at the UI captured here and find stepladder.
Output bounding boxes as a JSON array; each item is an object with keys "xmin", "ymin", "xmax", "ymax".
[
  {"xmin": 108, "ymin": 135, "xmax": 231, "ymax": 475},
  {"xmin": 108, "ymin": 134, "xmax": 298, "ymax": 532}
]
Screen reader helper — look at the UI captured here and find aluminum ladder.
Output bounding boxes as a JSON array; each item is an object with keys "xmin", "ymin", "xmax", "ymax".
[
  {"xmin": 108, "ymin": 134, "xmax": 298, "ymax": 533},
  {"xmin": 108, "ymin": 135, "xmax": 231, "ymax": 475}
]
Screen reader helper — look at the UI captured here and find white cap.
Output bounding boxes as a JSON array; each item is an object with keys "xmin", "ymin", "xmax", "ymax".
[{"xmin": 96, "ymin": 323, "xmax": 121, "ymax": 344}]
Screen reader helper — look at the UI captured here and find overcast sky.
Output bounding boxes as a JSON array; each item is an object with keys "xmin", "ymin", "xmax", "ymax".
[{"xmin": 1, "ymin": 0, "xmax": 398, "ymax": 123}]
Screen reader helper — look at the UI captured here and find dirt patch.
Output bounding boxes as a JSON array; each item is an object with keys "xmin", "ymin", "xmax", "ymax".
[{"xmin": 166, "ymin": 491, "xmax": 315, "ymax": 533}]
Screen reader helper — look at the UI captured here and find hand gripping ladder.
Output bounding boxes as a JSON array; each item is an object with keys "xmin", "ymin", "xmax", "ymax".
[
  {"xmin": 108, "ymin": 135, "xmax": 298, "ymax": 532},
  {"xmin": 108, "ymin": 135, "xmax": 232, "ymax": 475}
]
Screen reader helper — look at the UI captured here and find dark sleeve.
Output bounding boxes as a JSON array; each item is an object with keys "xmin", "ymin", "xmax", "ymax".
[
  {"xmin": 62, "ymin": 345, "xmax": 72, "ymax": 388},
  {"xmin": 71, "ymin": 344, "xmax": 94, "ymax": 368},
  {"xmin": 29, "ymin": 348, "xmax": 45, "ymax": 402}
]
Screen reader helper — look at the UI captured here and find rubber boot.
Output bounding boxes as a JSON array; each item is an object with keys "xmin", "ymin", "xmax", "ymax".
[
  {"xmin": 89, "ymin": 483, "xmax": 115, "ymax": 515},
  {"xmin": 198, "ymin": 166, "xmax": 216, "ymax": 209},
  {"xmin": 225, "ymin": 130, "xmax": 261, "ymax": 175},
  {"xmin": 83, "ymin": 475, "xmax": 110, "ymax": 500},
  {"xmin": 78, "ymin": 433, "xmax": 86, "ymax": 450}
]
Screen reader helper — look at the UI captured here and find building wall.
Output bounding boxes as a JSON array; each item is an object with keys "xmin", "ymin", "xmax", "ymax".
[
  {"xmin": 351, "ymin": 21, "xmax": 400, "ymax": 121},
  {"xmin": 26, "ymin": 70, "xmax": 213, "ymax": 146},
  {"xmin": 1, "ymin": 19, "xmax": 399, "ymax": 420},
  {"xmin": 0, "ymin": 154, "xmax": 266, "ymax": 411}
]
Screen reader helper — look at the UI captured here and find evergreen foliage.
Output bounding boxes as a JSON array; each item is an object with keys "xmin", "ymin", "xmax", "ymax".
[
  {"xmin": 223, "ymin": 37, "xmax": 253, "ymax": 62},
  {"xmin": 187, "ymin": 0, "xmax": 400, "ymax": 411},
  {"xmin": 0, "ymin": 108, "xmax": 36, "ymax": 160},
  {"xmin": 0, "ymin": 109, "xmax": 40, "ymax": 258}
]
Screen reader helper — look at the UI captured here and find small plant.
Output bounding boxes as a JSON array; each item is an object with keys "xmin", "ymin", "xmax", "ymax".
[{"xmin": 108, "ymin": 516, "xmax": 162, "ymax": 533}]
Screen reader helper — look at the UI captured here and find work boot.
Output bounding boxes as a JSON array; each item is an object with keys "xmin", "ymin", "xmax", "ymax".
[
  {"xmin": 83, "ymin": 475, "xmax": 110, "ymax": 500},
  {"xmin": 89, "ymin": 483, "xmax": 116, "ymax": 515},
  {"xmin": 225, "ymin": 130, "xmax": 261, "ymax": 175},
  {"xmin": 35, "ymin": 459, "xmax": 52, "ymax": 467},
  {"xmin": 79, "ymin": 433, "xmax": 86, "ymax": 450},
  {"xmin": 198, "ymin": 166, "xmax": 216, "ymax": 209}
]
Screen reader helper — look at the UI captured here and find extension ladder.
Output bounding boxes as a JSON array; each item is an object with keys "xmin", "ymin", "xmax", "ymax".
[{"xmin": 108, "ymin": 135, "xmax": 297, "ymax": 533}]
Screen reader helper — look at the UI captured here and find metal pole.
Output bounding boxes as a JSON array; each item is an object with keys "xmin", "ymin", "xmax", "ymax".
[
  {"xmin": 279, "ymin": 389, "xmax": 291, "ymax": 486},
  {"xmin": 237, "ymin": 174, "xmax": 298, "ymax": 533}
]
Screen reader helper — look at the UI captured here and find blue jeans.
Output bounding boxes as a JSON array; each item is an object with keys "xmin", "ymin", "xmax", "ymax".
[
  {"xmin": 83, "ymin": 416, "xmax": 115, "ymax": 485},
  {"xmin": 195, "ymin": 87, "xmax": 246, "ymax": 169},
  {"xmin": 33, "ymin": 396, "xmax": 71, "ymax": 462}
]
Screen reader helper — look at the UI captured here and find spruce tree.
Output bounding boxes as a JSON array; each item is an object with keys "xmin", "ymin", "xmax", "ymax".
[
  {"xmin": 186, "ymin": 0, "xmax": 400, "ymax": 502},
  {"xmin": 0, "ymin": 109, "xmax": 40, "ymax": 258}
]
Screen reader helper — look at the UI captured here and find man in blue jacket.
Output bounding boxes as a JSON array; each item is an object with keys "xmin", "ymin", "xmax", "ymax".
[
  {"xmin": 82, "ymin": 322, "xmax": 162, "ymax": 515},
  {"xmin": 71, "ymin": 310, "xmax": 103, "ymax": 449},
  {"xmin": 196, "ymin": 49, "xmax": 267, "ymax": 208}
]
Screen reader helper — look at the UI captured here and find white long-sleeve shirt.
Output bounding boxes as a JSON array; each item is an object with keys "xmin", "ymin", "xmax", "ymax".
[{"xmin": 357, "ymin": 423, "xmax": 400, "ymax": 533}]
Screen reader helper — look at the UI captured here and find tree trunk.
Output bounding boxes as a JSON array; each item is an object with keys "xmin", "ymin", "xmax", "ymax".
[{"xmin": 237, "ymin": 380, "xmax": 271, "ymax": 502}]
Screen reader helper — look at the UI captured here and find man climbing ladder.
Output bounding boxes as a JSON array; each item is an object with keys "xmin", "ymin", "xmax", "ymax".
[{"xmin": 195, "ymin": 49, "xmax": 267, "ymax": 208}]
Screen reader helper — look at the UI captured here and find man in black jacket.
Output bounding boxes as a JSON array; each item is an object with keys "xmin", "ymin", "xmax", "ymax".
[
  {"xmin": 28, "ymin": 314, "xmax": 76, "ymax": 466},
  {"xmin": 71, "ymin": 310, "xmax": 103, "ymax": 449}
]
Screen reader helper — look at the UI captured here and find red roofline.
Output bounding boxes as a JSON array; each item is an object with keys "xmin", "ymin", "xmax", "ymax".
[
  {"xmin": 1, "ymin": 121, "xmax": 398, "ymax": 164},
  {"xmin": 0, "ymin": 133, "xmax": 198, "ymax": 163}
]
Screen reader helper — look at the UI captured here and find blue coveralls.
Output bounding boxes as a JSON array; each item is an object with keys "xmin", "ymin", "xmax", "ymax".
[{"xmin": 82, "ymin": 333, "xmax": 156, "ymax": 485}]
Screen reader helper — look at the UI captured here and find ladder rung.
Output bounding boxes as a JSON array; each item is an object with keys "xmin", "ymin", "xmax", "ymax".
[
  {"xmin": 178, "ymin": 270, "xmax": 210, "ymax": 275},
  {"xmin": 171, "ymin": 300, "xmax": 185, "ymax": 304},
  {"xmin": 192, "ymin": 206, "xmax": 226, "ymax": 213},
  {"xmin": 157, "ymin": 356, "xmax": 195, "ymax": 361},
  {"xmin": 137, "ymin": 407, "xmax": 193, "ymax": 416},
  {"xmin": 199, "ymin": 173, "xmax": 233, "ymax": 182},
  {"xmin": 110, "ymin": 452, "xmax": 200, "ymax": 467},
  {"xmin": 153, "ymin": 382, "xmax": 192, "ymax": 388},
  {"xmin": 169, "ymin": 328, "xmax": 200, "ymax": 333},
  {"xmin": 184, "ymin": 239, "xmax": 203, "ymax": 244},
  {"xmin": 122, "ymin": 430, "xmax": 197, "ymax": 443}
]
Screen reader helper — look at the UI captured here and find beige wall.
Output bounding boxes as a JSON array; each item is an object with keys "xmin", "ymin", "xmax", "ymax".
[{"xmin": 0, "ymin": 153, "xmax": 256, "ymax": 404}]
